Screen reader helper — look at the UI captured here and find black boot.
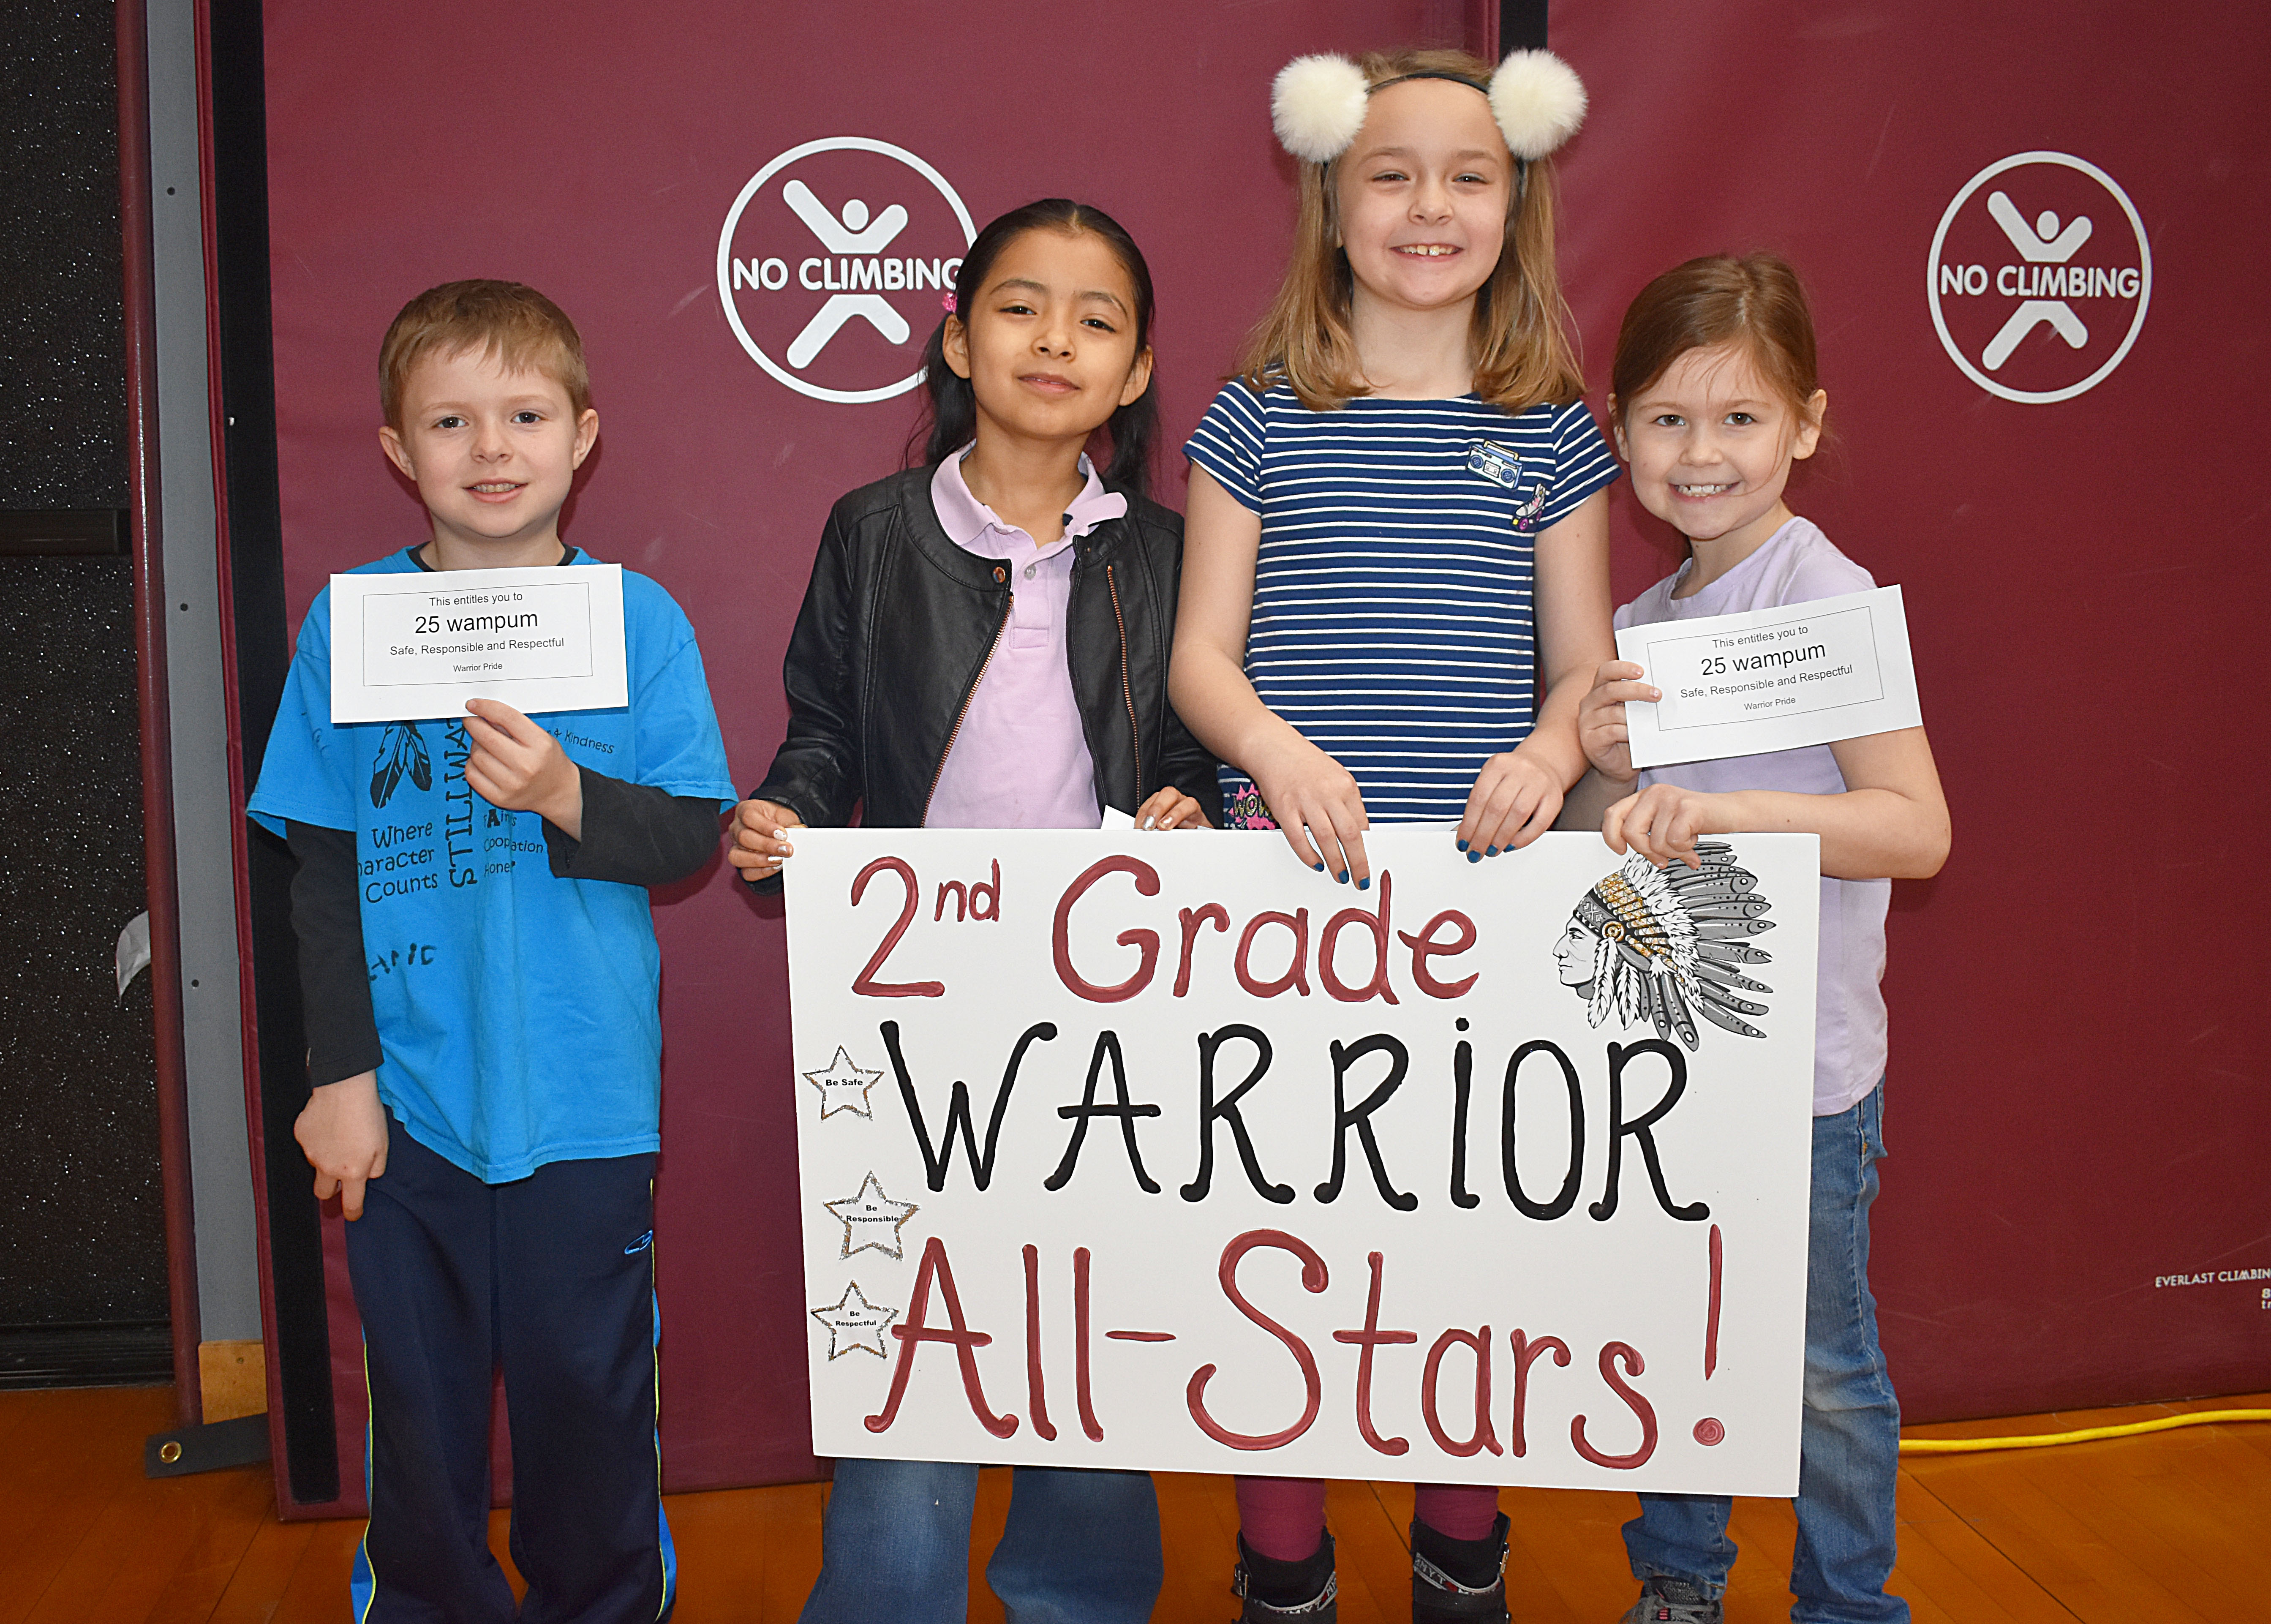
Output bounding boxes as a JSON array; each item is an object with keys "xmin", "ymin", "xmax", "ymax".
[
  {"xmin": 1233, "ymin": 1530, "xmax": 1337, "ymax": 1621},
  {"xmin": 1411, "ymin": 1512, "xmax": 1509, "ymax": 1622}
]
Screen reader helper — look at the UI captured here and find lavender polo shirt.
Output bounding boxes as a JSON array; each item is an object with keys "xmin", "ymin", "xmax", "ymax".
[
  {"xmin": 1616, "ymin": 516, "xmax": 1890, "ymax": 1118},
  {"xmin": 925, "ymin": 450, "xmax": 1126, "ymax": 830}
]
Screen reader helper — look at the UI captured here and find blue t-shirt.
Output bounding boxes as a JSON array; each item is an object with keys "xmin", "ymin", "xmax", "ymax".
[
  {"xmin": 1185, "ymin": 383, "xmax": 1620, "ymax": 823},
  {"xmin": 248, "ymin": 547, "xmax": 737, "ymax": 1183}
]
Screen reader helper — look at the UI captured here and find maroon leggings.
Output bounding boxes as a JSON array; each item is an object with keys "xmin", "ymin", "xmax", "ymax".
[{"xmin": 1237, "ymin": 1476, "xmax": 1500, "ymax": 1560}]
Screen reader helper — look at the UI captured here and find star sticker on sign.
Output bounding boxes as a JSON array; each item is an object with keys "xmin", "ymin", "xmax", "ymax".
[
  {"xmin": 809, "ymin": 1281, "xmax": 899, "ymax": 1360},
  {"xmin": 825, "ymin": 1173, "xmax": 920, "ymax": 1260},
  {"xmin": 803, "ymin": 1045, "xmax": 884, "ymax": 1120}
]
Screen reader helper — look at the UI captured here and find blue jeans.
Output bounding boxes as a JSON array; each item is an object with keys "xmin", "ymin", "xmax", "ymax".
[
  {"xmin": 1623, "ymin": 1084, "xmax": 1907, "ymax": 1624},
  {"xmin": 798, "ymin": 1457, "xmax": 1162, "ymax": 1624}
]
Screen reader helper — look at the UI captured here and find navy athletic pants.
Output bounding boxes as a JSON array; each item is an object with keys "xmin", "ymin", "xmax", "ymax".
[{"xmin": 343, "ymin": 1117, "xmax": 675, "ymax": 1624}]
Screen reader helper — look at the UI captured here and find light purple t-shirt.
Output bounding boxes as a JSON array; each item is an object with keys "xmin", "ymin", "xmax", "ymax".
[
  {"xmin": 925, "ymin": 450, "xmax": 1125, "ymax": 831},
  {"xmin": 1616, "ymin": 516, "xmax": 1888, "ymax": 1117}
]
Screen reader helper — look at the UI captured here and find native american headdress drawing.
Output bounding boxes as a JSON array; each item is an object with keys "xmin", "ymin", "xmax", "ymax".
[{"xmin": 1560, "ymin": 841, "xmax": 1775, "ymax": 1051}]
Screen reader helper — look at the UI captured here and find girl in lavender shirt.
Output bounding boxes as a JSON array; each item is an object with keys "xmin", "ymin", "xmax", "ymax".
[{"xmin": 1565, "ymin": 255, "xmax": 1950, "ymax": 1624}]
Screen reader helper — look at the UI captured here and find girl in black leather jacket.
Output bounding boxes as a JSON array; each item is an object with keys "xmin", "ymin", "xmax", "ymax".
[
  {"xmin": 727, "ymin": 199, "xmax": 1216, "ymax": 1624},
  {"xmin": 730, "ymin": 199, "xmax": 1218, "ymax": 875}
]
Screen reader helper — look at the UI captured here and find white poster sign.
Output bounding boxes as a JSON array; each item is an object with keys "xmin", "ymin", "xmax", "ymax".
[
  {"xmin": 328, "ymin": 564, "xmax": 627, "ymax": 723},
  {"xmin": 1616, "ymin": 586, "xmax": 1920, "ymax": 769},
  {"xmin": 784, "ymin": 828, "xmax": 1820, "ymax": 1494}
]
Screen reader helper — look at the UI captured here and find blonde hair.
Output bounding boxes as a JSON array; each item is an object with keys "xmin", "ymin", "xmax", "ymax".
[
  {"xmin": 1237, "ymin": 47, "xmax": 1585, "ymax": 413},
  {"xmin": 379, "ymin": 279, "xmax": 591, "ymax": 429}
]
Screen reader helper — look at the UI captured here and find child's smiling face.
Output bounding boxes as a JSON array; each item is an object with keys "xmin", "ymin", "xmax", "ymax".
[
  {"xmin": 1614, "ymin": 343, "xmax": 1825, "ymax": 557},
  {"xmin": 1333, "ymin": 77, "xmax": 1512, "ymax": 318},
  {"xmin": 379, "ymin": 346, "xmax": 599, "ymax": 564},
  {"xmin": 942, "ymin": 227, "xmax": 1151, "ymax": 453}
]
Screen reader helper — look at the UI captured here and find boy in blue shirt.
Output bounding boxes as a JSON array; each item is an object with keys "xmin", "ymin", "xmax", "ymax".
[{"xmin": 249, "ymin": 280, "xmax": 736, "ymax": 1623}]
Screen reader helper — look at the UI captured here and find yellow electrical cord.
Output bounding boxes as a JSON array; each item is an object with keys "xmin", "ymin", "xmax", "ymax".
[{"xmin": 1898, "ymin": 1408, "xmax": 2271, "ymax": 1455}]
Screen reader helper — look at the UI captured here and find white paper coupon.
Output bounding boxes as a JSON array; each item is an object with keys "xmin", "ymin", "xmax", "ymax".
[
  {"xmin": 1616, "ymin": 585, "xmax": 1920, "ymax": 769},
  {"xmin": 328, "ymin": 563, "xmax": 627, "ymax": 723}
]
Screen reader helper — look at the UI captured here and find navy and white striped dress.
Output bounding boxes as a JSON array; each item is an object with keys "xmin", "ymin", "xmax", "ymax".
[{"xmin": 1184, "ymin": 383, "xmax": 1620, "ymax": 825}]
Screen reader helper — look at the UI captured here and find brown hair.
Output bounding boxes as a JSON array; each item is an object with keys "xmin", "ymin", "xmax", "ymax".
[
  {"xmin": 379, "ymin": 279, "xmax": 591, "ymax": 429},
  {"xmin": 1236, "ymin": 47, "xmax": 1584, "ymax": 413},
  {"xmin": 1611, "ymin": 254, "xmax": 1821, "ymax": 425}
]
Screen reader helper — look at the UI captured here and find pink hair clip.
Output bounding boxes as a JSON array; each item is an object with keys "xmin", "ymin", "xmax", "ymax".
[{"xmin": 941, "ymin": 291, "xmax": 957, "ymax": 314}]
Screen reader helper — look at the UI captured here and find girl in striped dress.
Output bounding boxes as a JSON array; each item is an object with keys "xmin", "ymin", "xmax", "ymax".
[{"xmin": 1169, "ymin": 45, "xmax": 1620, "ymax": 1624}]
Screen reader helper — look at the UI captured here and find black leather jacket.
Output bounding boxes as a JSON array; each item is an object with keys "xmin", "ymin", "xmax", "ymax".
[{"xmin": 750, "ymin": 466, "xmax": 1221, "ymax": 837}]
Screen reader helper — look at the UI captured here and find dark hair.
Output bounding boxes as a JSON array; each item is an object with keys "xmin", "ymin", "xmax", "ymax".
[
  {"xmin": 907, "ymin": 198, "xmax": 1160, "ymax": 500},
  {"xmin": 1611, "ymin": 253, "xmax": 1822, "ymax": 426}
]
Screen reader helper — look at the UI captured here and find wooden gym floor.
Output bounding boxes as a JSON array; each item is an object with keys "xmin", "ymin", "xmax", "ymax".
[{"xmin": 2, "ymin": 1386, "xmax": 2264, "ymax": 1622}]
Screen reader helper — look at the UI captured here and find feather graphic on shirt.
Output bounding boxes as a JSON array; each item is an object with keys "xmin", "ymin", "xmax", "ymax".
[{"xmin": 370, "ymin": 722, "xmax": 432, "ymax": 809}]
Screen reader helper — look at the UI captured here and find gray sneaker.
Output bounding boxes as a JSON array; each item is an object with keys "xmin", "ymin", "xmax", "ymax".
[{"xmin": 1618, "ymin": 1575, "xmax": 1722, "ymax": 1624}]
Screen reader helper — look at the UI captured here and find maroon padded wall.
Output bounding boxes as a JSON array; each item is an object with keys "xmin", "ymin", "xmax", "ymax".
[
  {"xmin": 251, "ymin": 0, "xmax": 1476, "ymax": 1510},
  {"xmin": 244, "ymin": 0, "xmax": 2268, "ymax": 1515},
  {"xmin": 1551, "ymin": 4, "xmax": 2269, "ymax": 1419}
]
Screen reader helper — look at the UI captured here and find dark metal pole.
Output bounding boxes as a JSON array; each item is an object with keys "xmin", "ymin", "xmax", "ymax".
[
  {"xmin": 1501, "ymin": 0, "xmax": 1548, "ymax": 52},
  {"xmin": 117, "ymin": 0, "xmax": 204, "ymax": 1428}
]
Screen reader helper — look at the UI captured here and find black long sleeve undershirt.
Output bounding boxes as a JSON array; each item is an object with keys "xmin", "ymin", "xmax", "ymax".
[
  {"xmin": 538, "ymin": 766, "xmax": 723, "ymax": 886},
  {"xmin": 286, "ymin": 821, "xmax": 383, "ymax": 1089},
  {"xmin": 285, "ymin": 770, "xmax": 721, "ymax": 1090}
]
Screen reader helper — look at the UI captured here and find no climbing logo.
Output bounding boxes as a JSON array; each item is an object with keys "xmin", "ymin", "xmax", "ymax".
[
  {"xmin": 1927, "ymin": 152, "xmax": 2151, "ymax": 404},
  {"xmin": 716, "ymin": 137, "xmax": 977, "ymax": 405}
]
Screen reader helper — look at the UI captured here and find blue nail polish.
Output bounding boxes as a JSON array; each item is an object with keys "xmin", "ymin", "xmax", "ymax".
[
  {"xmin": 1467, "ymin": 850, "xmax": 1482, "ymax": 864},
  {"xmin": 1335, "ymin": 870, "xmax": 1348, "ymax": 884},
  {"xmin": 1456, "ymin": 839, "xmax": 1469, "ymax": 852},
  {"xmin": 1356, "ymin": 876, "xmax": 1370, "ymax": 891},
  {"xmin": 1313, "ymin": 861, "xmax": 1326, "ymax": 872},
  {"xmin": 1485, "ymin": 845, "xmax": 1499, "ymax": 858}
]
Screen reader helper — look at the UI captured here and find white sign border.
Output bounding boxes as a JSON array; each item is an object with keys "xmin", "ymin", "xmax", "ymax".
[{"xmin": 783, "ymin": 828, "xmax": 1822, "ymax": 1495}]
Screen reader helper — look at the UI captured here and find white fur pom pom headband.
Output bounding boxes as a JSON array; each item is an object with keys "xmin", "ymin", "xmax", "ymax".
[{"xmin": 1270, "ymin": 49, "xmax": 1587, "ymax": 166}]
